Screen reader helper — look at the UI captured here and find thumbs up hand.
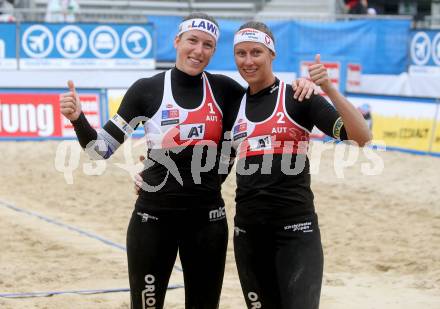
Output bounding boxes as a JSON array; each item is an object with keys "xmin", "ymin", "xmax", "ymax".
[
  {"xmin": 308, "ymin": 54, "xmax": 333, "ymax": 93},
  {"xmin": 60, "ymin": 80, "xmax": 82, "ymax": 121}
]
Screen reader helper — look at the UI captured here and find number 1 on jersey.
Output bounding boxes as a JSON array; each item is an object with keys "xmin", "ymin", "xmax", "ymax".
[{"xmin": 208, "ymin": 102, "xmax": 215, "ymax": 114}]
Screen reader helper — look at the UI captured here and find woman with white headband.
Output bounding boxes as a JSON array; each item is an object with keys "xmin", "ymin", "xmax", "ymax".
[
  {"xmin": 60, "ymin": 13, "xmax": 316, "ymax": 309},
  {"xmin": 229, "ymin": 21, "xmax": 371, "ymax": 309}
]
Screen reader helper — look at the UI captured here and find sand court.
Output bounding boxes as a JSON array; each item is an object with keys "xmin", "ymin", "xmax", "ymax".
[{"xmin": 1, "ymin": 140, "xmax": 439, "ymax": 308}]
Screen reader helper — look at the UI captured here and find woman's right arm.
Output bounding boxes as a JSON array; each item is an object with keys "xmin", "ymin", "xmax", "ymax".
[
  {"xmin": 60, "ymin": 78, "xmax": 155, "ymax": 159},
  {"xmin": 60, "ymin": 80, "xmax": 98, "ymax": 150}
]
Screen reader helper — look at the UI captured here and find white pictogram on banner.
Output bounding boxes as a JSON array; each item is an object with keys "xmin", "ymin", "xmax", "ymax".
[
  {"xmin": 56, "ymin": 25, "xmax": 87, "ymax": 58},
  {"xmin": 410, "ymin": 31, "xmax": 431, "ymax": 65},
  {"xmin": 22, "ymin": 25, "xmax": 54, "ymax": 58},
  {"xmin": 0, "ymin": 39, "xmax": 5, "ymax": 58},
  {"xmin": 89, "ymin": 26, "xmax": 119, "ymax": 58},
  {"xmin": 121, "ymin": 26, "xmax": 153, "ymax": 58},
  {"xmin": 431, "ymin": 32, "xmax": 440, "ymax": 66}
]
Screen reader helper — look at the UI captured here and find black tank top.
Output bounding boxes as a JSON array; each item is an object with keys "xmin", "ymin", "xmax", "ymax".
[
  {"xmin": 71, "ymin": 67, "xmax": 244, "ymax": 208},
  {"xmin": 228, "ymin": 78, "xmax": 348, "ymax": 224}
]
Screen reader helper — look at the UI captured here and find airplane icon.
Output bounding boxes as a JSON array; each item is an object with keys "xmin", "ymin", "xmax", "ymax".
[
  {"xmin": 29, "ymin": 32, "xmax": 48, "ymax": 52},
  {"xmin": 415, "ymin": 40, "xmax": 428, "ymax": 59}
]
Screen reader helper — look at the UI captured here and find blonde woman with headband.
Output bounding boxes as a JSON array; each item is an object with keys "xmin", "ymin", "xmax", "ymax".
[
  {"xmin": 229, "ymin": 21, "xmax": 371, "ymax": 309},
  {"xmin": 61, "ymin": 13, "xmax": 316, "ymax": 308}
]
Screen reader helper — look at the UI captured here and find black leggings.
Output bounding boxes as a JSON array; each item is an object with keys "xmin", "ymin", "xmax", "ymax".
[
  {"xmin": 234, "ymin": 214, "xmax": 323, "ymax": 309},
  {"xmin": 127, "ymin": 203, "xmax": 228, "ymax": 309}
]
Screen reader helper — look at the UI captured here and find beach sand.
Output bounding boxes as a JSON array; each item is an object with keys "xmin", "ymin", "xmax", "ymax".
[{"xmin": 1, "ymin": 140, "xmax": 439, "ymax": 308}]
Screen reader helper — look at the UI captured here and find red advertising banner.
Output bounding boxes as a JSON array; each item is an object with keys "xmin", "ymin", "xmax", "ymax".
[
  {"xmin": 61, "ymin": 94, "xmax": 101, "ymax": 137},
  {"xmin": 0, "ymin": 92, "xmax": 100, "ymax": 139}
]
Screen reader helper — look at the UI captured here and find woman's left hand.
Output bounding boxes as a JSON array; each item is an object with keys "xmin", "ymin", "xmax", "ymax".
[{"xmin": 292, "ymin": 77, "xmax": 318, "ymax": 102}]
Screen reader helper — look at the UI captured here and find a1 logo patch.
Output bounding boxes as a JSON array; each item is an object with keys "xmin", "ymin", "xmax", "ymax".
[{"xmin": 179, "ymin": 123, "xmax": 205, "ymax": 140}]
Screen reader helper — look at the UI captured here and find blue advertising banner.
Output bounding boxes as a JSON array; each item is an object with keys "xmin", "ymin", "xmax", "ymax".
[
  {"xmin": 19, "ymin": 23, "xmax": 155, "ymax": 70},
  {"xmin": 149, "ymin": 17, "xmax": 410, "ymax": 75},
  {"xmin": 0, "ymin": 23, "xmax": 17, "ymax": 70},
  {"xmin": 287, "ymin": 19, "xmax": 410, "ymax": 75},
  {"xmin": 409, "ymin": 30, "xmax": 440, "ymax": 73},
  {"xmin": 147, "ymin": 15, "xmax": 181, "ymax": 62}
]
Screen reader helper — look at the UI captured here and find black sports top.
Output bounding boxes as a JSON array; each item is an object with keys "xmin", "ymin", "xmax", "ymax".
[
  {"xmin": 71, "ymin": 67, "xmax": 244, "ymax": 208},
  {"xmin": 228, "ymin": 78, "xmax": 347, "ymax": 224}
]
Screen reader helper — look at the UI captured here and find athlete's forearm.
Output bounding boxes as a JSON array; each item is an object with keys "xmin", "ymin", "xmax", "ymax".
[
  {"xmin": 71, "ymin": 113, "xmax": 123, "ymax": 159},
  {"xmin": 324, "ymin": 87, "xmax": 372, "ymax": 146},
  {"xmin": 71, "ymin": 112, "xmax": 98, "ymax": 148}
]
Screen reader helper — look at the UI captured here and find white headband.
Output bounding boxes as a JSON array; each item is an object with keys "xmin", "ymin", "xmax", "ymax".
[
  {"xmin": 233, "ymin": 28, "xmax": 275, "ymax": 53},
  {"xmin": 177, "ymin": 18, "xmax": 220, "ymax": 42}
]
